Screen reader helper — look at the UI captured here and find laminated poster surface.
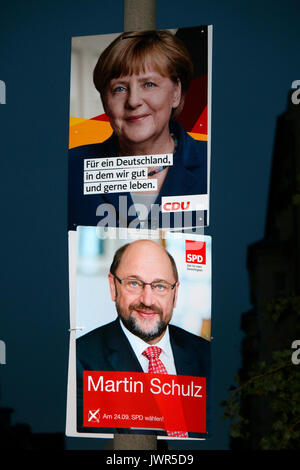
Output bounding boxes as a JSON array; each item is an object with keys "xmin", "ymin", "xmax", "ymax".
[
  {"xmin": 68, "ymin": 26, "xmax": 212, "ymax": 231},
  {"xmin": 66, "ymin": 25, "xmax": 212, "ymax": 440},
  {"xmin": 66, "ymin": 227, "xmax": 212, "ymax": 439}
]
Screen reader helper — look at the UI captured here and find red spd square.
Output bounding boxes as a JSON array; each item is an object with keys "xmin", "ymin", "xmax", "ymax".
[{"xmin": 185, "ymin": 240, "xmax": 206, "ymax": 265}]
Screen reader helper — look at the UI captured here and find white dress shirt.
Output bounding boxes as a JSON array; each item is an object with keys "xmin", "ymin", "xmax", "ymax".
[{"xmin": 119, "ymin": 318, "xmax": 177, "ymax": 375}]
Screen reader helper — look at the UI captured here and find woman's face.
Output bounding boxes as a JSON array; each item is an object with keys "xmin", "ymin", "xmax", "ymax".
[{"xmin": 102, "ymin": 66, "xmax": 181, "ymax": 151}]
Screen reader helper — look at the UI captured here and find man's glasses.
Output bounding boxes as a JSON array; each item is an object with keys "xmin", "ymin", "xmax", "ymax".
[{"xmin": 113, "ymin": 275, "xmax": 177, "ymax": 296}]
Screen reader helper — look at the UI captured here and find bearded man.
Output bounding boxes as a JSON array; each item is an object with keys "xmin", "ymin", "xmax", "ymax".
[{"xmin": 76, "ymin": 239, "xmax": 210, "ymax": 437}]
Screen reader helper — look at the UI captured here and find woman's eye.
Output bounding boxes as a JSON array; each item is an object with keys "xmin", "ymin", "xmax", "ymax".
[
  {"xmin": 113, "ymin": 86, "xmax": 126, "ymax": 93},
  {"xmin": 144, "ymin": 82, "xmax": 156, "ymax": 88}
]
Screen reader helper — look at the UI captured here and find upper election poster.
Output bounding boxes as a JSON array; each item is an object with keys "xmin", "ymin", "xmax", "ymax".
[
  {"xmin": 68, "ymin": 26, "xmax": 212, "ymax": 231},
  {"xmin": 66, "ymin": 228, "xmax": 211, "ymax": 439}
]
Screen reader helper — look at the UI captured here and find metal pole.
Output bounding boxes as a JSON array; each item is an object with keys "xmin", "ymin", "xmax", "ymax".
[
  {"xmin": 113, "ymin": 0, "xmax": 157, "ymax": 451},
  {"xmin": 114, "ymin": 433, "xmax": 157, "ymax": 450},
  {"xmin": 124, "ymin": 0, "xmax": 156, "ymax": 31}
]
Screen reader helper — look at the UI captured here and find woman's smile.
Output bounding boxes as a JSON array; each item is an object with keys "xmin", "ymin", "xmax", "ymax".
[{"xmin": 125, "ymin": 113, "xmax": 151, "ymax": 123}]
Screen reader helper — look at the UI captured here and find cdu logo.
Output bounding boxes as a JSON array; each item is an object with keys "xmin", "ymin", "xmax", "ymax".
[
  {"xmin": 163, "ymin": 201, "xmax": 191, "ymax": 212},
  {"xmin": 0, "ymin": 80, "xmax": 6, "ymax": 104}
]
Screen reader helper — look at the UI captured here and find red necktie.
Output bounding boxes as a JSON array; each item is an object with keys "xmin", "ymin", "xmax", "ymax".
[{"xmin": 142, "ymin": 346, "xmax": 188, "ymax": 438}]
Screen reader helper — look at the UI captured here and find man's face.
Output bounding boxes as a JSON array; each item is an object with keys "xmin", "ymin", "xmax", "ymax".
[{"xmin": 108, "ymin": 240, "xmax": 179, "ymax": 344}]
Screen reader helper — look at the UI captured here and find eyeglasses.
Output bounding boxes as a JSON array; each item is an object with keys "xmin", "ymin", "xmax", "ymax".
[{"xmin": 113, "ymin": 275, "xmax": 177, "ymax": 296}]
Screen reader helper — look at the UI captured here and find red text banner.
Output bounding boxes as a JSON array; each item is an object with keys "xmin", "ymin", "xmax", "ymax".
[{"xmin": 83, "ymin": 371, "xmax": 206, "ymax": 433}]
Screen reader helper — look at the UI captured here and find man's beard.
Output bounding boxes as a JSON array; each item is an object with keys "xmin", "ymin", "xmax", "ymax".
[{"xmin": 116, "ymin": 301, "xmax": 169, "ymax": 342}]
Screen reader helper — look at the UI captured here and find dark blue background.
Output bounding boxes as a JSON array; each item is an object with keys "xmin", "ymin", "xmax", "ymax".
[{"xmin": 0, "ymin": 0, "xmax": 299, "ymax": 450}]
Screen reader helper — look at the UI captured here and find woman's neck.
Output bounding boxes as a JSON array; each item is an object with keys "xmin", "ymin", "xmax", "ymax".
[{"xmin": 118, "ymin": 132, "xmax": 174, "ymax": 157}]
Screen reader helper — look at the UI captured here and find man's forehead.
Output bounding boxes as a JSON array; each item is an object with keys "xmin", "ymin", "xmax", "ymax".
[{"xmin": 117, "ymin": 241, "xmax": 174, "ymax": 278}]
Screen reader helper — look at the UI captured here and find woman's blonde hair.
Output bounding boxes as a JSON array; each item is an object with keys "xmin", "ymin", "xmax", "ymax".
[{"xmin": 93, "ymin": 30, "xmax": 194, "ymax": 118}]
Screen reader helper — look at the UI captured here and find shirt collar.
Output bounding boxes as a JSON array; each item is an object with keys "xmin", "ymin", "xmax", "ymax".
[{"xmin": 119, "ymin": 318, "xmax": 173, "ymax": 359}]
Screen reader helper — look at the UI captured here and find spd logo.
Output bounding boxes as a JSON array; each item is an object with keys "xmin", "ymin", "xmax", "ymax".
[{"xmin": 186, "ymin": 240, "xmax": 206, "ymax": 265}]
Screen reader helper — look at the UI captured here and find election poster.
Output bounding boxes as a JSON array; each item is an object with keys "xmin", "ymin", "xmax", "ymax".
[
  {"xmin": 68, "ymin": 26, "xmax": 212, "ymax": 231},
  {"xmin": 66, "ymin": 228, "xmax": 211, "ymax": 439}
]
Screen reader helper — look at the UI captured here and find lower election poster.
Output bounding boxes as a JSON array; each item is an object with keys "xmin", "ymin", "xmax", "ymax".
[{"xmin": 66, "ymin": 228, "xmax": 211, "ymax": 439}]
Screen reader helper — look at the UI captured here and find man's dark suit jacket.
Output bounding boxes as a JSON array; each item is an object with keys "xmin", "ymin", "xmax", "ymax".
[{"xmin": 76, "ymin": 319, "xmax": 211, "ymax": 438}]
